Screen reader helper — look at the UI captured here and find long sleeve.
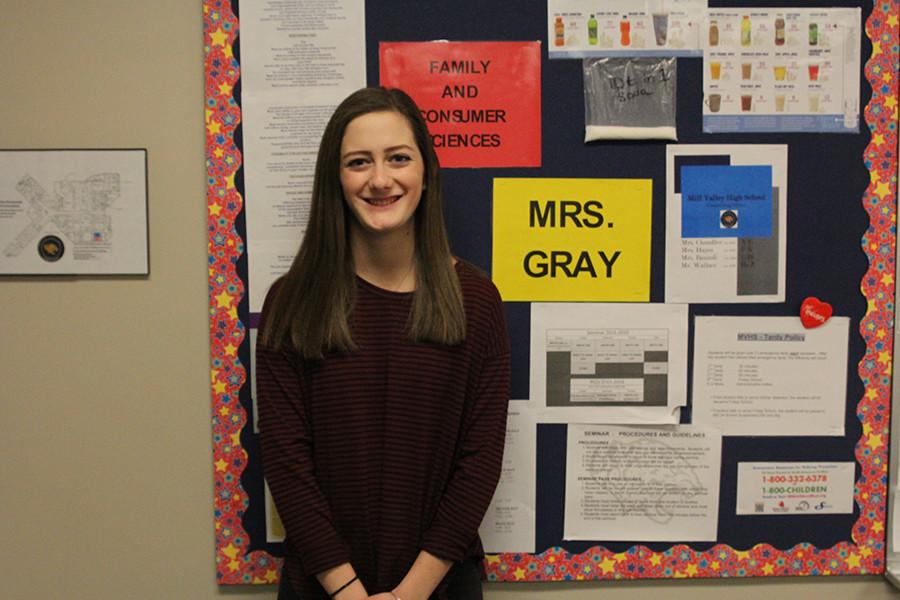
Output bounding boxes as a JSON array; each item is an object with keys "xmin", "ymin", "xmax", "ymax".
[
  {"xmin": 255, "ymin": 323, "xmax": 352, "ymax": 579},
  {"xmin": 420, "ymin": 282, "xmax": 512, "ymax": 562}
]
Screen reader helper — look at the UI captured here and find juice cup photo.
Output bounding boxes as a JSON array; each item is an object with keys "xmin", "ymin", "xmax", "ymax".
[
  {"xmin": 710, "ymin": 61, "xmax": 722, "ymax": 80},
  {"xmin": 741, "ymin": 94, "xmax": 752, "ymax": 111},
  {"xmin": 741, "ymin": 63, "xmax": 752, "ymax": 80},
  {"xmin": 808, "ymin": 64, "xmax": 820, "ymax": 81},
  {"xmin": 774, "ymin": 65, "xmax": 786, "ymax": 81},
  {"xmin": 705, "ymin": 93, "xmax": 722, "ymax": 113},
  {"xmin": 775, "ymin": 95, "xmax": 786, "ymax": 112},
  {"xmin": 652, "ymin": 13, "xmax": 669, "ymax": 45}
]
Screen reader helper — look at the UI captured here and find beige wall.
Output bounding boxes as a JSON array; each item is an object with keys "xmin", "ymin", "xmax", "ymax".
[{"xmin": 0, "ymin": 1, "xmax": 896, "ymax": 598}]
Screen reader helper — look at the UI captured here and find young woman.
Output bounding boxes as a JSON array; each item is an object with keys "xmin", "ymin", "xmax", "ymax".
[{"xmin": 256, "ymin": 87, "xmax": 511, "ymax": 600}]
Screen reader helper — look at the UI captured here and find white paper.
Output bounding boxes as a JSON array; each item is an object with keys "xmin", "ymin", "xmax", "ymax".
[
  {"xmin": 548, "ymin": 0, "xmax": 708, "ymax": 58},
  {"xmin": 692, "ymin": 316, "xmax": 849, "ymax": 436},
  {"xmin": 736, "ymin": 462, "xmax": 855, "ymax": 515},
  {"xmin": 479, "ymin": 404, "xmax": 536, "ymax": 553},
  {"xmin": 240, "ymin": 0, "xmax": 366, "ymax": 312},
  {"xmin": 564, "ymin": 424, "xmax": 721, "ymax": 541},
  {"xmin": 0, "ymin": 150, "xmax": 147, "ymax": 275},
  {"xmin": 531, "ymin": 303, "xmax": 688, "ymax": 424},
  {"xmin": 665, "ymin": 144, "xmax": 787, "ymax": 304},
  {"xmin": 702, "ymin": 8, "xmax": 861, "ymax": 133},
  {"xmin": 264, "ymin": 479, "xmax": 285, "ymax": 543}
]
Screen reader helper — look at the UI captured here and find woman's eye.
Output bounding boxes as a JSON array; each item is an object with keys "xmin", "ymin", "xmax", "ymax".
[
  {"xmin": 389, "ymin": 154, "xmax": 412, "ymax": 164},
  {"xmin": 345, "ymin": 158, "xmax": 369, "ymax": 168}
]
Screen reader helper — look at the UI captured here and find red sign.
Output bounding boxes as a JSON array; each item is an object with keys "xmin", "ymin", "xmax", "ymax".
[{"xmin": 380, "ymin": 41, "xmax": 541, "ymax": 168}]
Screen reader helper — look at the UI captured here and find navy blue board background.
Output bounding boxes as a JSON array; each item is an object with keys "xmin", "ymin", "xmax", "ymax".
[{"xmin": 235, "ymin": 0, "xmax": 874, "ymax": 567}]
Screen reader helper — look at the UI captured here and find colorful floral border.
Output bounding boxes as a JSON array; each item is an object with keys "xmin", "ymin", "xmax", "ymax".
[{"xmin": 204, "ymin": 0, "xmax": 899, "ymax": 585}]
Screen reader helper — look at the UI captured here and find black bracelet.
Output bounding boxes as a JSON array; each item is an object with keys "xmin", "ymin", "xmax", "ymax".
[{"xmin": 330, "ymin": 575, "xmax": 358, "ymax": 599}]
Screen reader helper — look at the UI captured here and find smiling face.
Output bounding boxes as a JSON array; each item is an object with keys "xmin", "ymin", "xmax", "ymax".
[{"xmin": 339, "ymin": 110, "xmax": 425, "ymax": 243}]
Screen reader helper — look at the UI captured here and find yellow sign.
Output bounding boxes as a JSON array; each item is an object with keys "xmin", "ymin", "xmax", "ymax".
[{"xmin": 492, "ymin": 178, "xmax": 651, "ymax": 301}]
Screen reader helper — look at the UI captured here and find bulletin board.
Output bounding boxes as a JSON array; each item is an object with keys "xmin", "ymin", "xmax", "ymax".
[{"xmin": 204, "ymin": 0, "xmax": 900, "ymax": 586}]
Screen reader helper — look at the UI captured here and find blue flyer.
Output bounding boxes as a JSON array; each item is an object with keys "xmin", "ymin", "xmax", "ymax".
[{"xmin": 680, "ymin": 165, "xmax": 773, "ymax": 238}]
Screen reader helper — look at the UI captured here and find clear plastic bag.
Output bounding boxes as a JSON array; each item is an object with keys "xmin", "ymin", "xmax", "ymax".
[{"xmin": 583, "ymin": 57, "xmax": 677, "ymax": 141}]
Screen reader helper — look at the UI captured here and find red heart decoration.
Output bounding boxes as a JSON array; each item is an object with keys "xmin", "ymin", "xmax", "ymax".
[{"xmin": 800, "ymin": 297, "xmax": 832, "ymax": 329}]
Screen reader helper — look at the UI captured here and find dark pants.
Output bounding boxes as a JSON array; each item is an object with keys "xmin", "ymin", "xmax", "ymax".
[{"xmin": 278, "ymin": 559, "xmax": 483, "ymax": 600}]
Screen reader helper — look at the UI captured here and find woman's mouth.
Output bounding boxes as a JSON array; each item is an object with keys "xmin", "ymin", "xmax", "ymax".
[{"xmin": 364, "ymin": 195, "xmax": 400, "ymax": 207}]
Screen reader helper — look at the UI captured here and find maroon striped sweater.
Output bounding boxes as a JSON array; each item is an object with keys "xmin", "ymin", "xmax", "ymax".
[{"xmin": 257, "ymin": 261, "xmax": 511, "ymax": 598}]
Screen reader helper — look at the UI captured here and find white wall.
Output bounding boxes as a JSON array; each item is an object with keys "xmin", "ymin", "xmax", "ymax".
[{"xmin": 0, "ymin": 1, "xmax": 896, "ymax": 598}]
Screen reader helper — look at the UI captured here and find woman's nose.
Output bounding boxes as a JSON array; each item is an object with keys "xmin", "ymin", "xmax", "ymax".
[{"xmin": 369, "ymin": 163, "xmax": 392, "ymax": 189}]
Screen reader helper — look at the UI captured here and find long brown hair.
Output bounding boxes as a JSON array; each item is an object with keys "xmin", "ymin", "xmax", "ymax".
[{"xmin": 259, "ymin": 87, "xmax": 465, "ymax": 358}]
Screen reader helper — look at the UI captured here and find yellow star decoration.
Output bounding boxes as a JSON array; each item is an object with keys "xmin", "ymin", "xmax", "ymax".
[
  {"xmin": 863, "ymin": 422, "xmax": 873, "ymax": 436},
  {"xmin": 860, "ymin": 546, "xmax": 874, "ymax": 558},
  {"xmin": 222, "ymin": 543, "xmax": 240, "ymax": 559},
  {"xmin": 210, "ymin": 28, "xmax": 229, "ymax": 47},
  {"xmin": 599, "ymin": 557, "xmax": 616, "ymax": 574},
  {"xmin": 224, "ymin": 343, "xmax": 237, "ymax": 356},
  {"xmin": 874, "ymin": 181, "xmax": 892, "ymax": 199},
  {"xmin": 216, "ymin": 291, "xmax": 232, "ymax": 308},
  {"xmin": 209, "ymin": 203, "xmax": 223, "ymax": 216},
  {"xmin": 685, "ymin": 564, "xmax": 698, "ymax": 576},
  {"xmin": 877, "ymin": 328, "xmax": 887, "ymax": 339},
  {"xmin": 210, "ymin": 369, "xmax": 219, "ymax": 384},
  {"xmin": 649, "ymin": 554, "xmax": 662, "ymax": 566},
  {"xmin": 231, "ymin": 431, "xmax": 242, "ymax": 447},
  {"xmin": 873, "ymin": 520, "xmax": 885, "ymax": 534},
  {"xmin": 735, "ymin": 550, "xmax": 750, "ymax": 561},
  {"xmin": 485, "ymin": 555, "xmax": 500, "ymax": 564},
  {"xmin": 229, "ymin": 559, "xmax": 241, "ymax": 572},
  {"xmin": 205, "ymin": 109, "xmax": 213, "ymax": 124},
  {"xmin": 265, "ymin": 569, "xmax": 279, "ymax": 583},
  {"xmin": 214, "ymin": 147, "xmax": 225, "ymax": 158},
  {"xmin": 215, "ymin": 458, "xmax": 228, "ymax": 472},
  {"xmin": 866, "ymin": 387, "xmax": 878, "ymax": 400},
  {"xmin": 224, "ymin": 44, "xmax": 234, "ymax": 59},
  {"xmin": 226, "ymin": 171, "xmax": 236, "ymax": 190},
  {"xmin": 711, "ymin": 560, "xmax": 720, "ymax": 570},
  {"xmin": 762, "ymin": 563, "xmax": 774, "ymax": 575},
  {"xmin": 867, "ymin": 433, "xmax": 883, "ymax": 450},
  {"xmin": 872, "ymin": 133, "xmax": 885, "ymax": 146},
  {"xmin": 227, "ymin": 306, "xmax": 239, "ymax": 321},
  {"xmin": 513, "ymin": 567, "xmax": 525, "ymax": 580},
  {"xmin": 219, "ymin": 406, "xmax": 230, "ymax": 417},
  {"xmin": 888, "ymin": 14, "xmax": 899, "ymax": 27},
  {"xmin": 845, "ymin": 553, "xmax": 861, "ymax": 569},
  {"xmin": 872, "ymin": 41, "xmax": 881, "ymax": 57},
  {"xmin": 878, "ymin": 350, "xmax": 890, "ymax": 364},
  {"xmin": 207, "ymin": 120, "xmax": 221, "ymax": 135},
  {"xmin": 885, "ymin": 95, "xmax": 898, "ymax": 110},
  {"xmin": 213, "ymin": 380, "xmax": 227, "ymax": 395},
  {"xmin": 219, "ymin": 81, "xmax": 232, "ymax": 96}
]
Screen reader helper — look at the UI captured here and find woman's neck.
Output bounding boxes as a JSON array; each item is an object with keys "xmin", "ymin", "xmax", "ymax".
[{"xmin": 350, "ymin": 225, "xmax": 417, "ymax": 292}]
